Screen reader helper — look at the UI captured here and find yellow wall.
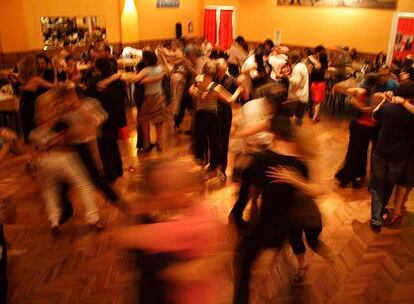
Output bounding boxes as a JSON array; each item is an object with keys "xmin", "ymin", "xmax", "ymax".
[
  {"xmin": 0, "ymin": 0, "xmax": 203, "ymax": 53},
  {"xmin": 1, "ymin": 0, "xmax": 413, "ymax": 54},
  {"xmin": 136, "ymin": 0, "xmax": 203, "ymax": 40},
  {"xmin": 204, "ymin": 0, "xmax": 414, "ymax": 54},
  {"xmin": 0, "ymin": 0, "xmax": 122, "ymax": 52}
]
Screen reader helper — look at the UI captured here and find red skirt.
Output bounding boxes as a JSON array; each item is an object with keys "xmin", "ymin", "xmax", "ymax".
[
  {"xmin": 118, "ymin": 126, "xmax": 130, "ymax": 140},
  {"xmin": 311, "ymin": 81, "xmax": 327, "ymax": 104}
]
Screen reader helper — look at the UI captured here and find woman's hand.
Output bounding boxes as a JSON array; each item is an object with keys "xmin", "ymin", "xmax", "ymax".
[
  {"xmin": 0, "ymin": 128, "xmax": 17, "ymax": 143},
  {"xmin": 96, "ymin": 80, "xmax": 109, "ymax": 92},
  {"xmin": 266, "ymin": 166, "xmax": 304, "ymax": 185}
]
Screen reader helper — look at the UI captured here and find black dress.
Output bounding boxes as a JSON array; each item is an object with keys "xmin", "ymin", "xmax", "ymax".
[
  {"xmin": 19, "ymin": 90, "xmax": 41, "ymax": 142},
  {"xmin": 85, "ymin": 79, "xmax": 126, "ymax": 182},
  {"xmin": 232, "ymin": 150, "xmax": 310, "ymax": 304}
]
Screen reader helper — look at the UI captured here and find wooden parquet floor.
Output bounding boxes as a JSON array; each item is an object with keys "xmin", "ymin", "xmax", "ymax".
[{"xmin": 3, "ymin": 107, "xmax": 414, "ymax": 304}]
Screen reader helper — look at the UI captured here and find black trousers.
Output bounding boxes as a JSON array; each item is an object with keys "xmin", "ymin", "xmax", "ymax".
[
  {"xmin": 335, "ymin": 120, "xmax": 378, "ymax": 183},
  {"xmin": 288, "ymin": 224, "xmax": 322, "ymax": 255},
  {"xmin": 97, "ymin": 132, "xmax": 123, "ymax": 183},
  {"xmin": 194, "ymin": 111, "xmax": 220, "ymax": 169},
  {"xmin": 174, "ymin": 95, "xmax": 193, "ymax": 128},
  {"xmin": 294, "ymin": 102, "xmax": 307, "ymax": 126},
  {"xmin": 136, "ymin": 96, "xmax": 145, "ymax": 149},
  {"xmin": 0, "ymin": 225, "xmax": 7, "ymax": 304},
  {"xmin": 218, "ymin": 104, "xmax": 232, "ymax": 173},
  {"xmin": 230, "ymin": 180, "xmax": 251, "ymax": 219},
  {"xmin": 75, "ymin": 143, "xmax": 119, "ymax": 202}
]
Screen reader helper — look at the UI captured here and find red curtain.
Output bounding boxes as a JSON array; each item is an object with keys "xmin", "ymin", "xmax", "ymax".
[
  {"xmin": 219, "ymin": 10, "xmax": 233, "ymax": 51},
  {"xmin": 204, "ymin": 9, "xmax": 217, "ymax": 46},
  {"xmin": 393, "ymin": 18, "xmax": 414, "ymax": 61}
]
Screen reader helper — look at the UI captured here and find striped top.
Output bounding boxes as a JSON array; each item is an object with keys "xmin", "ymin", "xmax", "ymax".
[{"xmin": 192, "ymin": 82, "xmax": 228, "ymax": 112}]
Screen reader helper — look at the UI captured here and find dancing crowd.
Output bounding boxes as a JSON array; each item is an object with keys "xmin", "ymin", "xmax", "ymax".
[{"xmin": 0, "ymin": 35, "xmax": 414, "ymax": 303}]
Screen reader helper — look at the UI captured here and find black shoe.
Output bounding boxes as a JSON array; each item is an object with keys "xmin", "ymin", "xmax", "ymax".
[
  {"xmin": 370, "ymin": 219, "xmax": 382, "ymax": 233},
  {"xmin": 351, "ymin": 178, "xmax": 364, "ymax": 189},
  {"xmin": 339, "ymin": 180, "xmax": 349, "ymax": 188}
]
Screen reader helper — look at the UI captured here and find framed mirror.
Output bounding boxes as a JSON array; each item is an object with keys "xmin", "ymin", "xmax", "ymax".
[{"xmin": 40, "ymin": 16, "xmax": 106, "ymax": 50}]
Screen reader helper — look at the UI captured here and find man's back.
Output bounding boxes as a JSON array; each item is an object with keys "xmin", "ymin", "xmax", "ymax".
[{"xmin": 374, "ymin": 102, "xmax": 414, "ymax": 162}]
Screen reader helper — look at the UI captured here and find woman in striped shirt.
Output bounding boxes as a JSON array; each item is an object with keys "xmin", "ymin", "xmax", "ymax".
[{"xmin": 189, "ymin": 60, "xmax": 245, "ymax": 179}]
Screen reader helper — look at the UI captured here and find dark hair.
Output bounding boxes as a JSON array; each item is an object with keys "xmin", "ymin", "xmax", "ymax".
[
  {"xmin": 318, "ymin": 51, "xmax": 328, "ymax": 69},
  {"xmin": 36, "ymin": 52, "xmax": 51, "ymax": 64},
  {"xmin": 395, "ymin": 80, "xmax": 414, "ymax": 99},
  {"xmin": 264, "ymin": 39, "xmax": 274, "ymax": 49},
  {"xmin": 314, "ymin": 45, "xmax": 325, "ymax": 54},
  {"xmin": 94, "ymin": 57, "xmax": 115, "ymax": 78},
  {"xmin": 288, "ymin": 50, "xmax": 302, "ymax": 64},
  {"xmin": 142, "ymin": 50, "xmax": 158, "ymax": 66},
  {"xmin": 350, "ymin": 48, "xmax": 358, "ymax": 61},
  {"xmin": 254, "ymin": 47, "xmax": 266, "ymax": 73},
  {"xmin": 361, "ymin": 73, "xmax": 379, "ymax": 90},
  {"xmin": 242, "ymin": 42, "xmax": 249, "ymax": 52},
  {"xmin": 235, "ymin": 36, "xmax": 245, "ymax": 45},
  {"xmin": 304, "ymin": 48, "xmax": 313, "ymax": 56},
  {"xmin": 271, "ymin": 115, "xmax": 293, "ymax": 141},
  {"xmin": 375, "ymin": 52, "xmax": 386, "ymax": 65},
  {"xmin": 402, "ymin": 66, "xmax": 414, "ymax": 80}
]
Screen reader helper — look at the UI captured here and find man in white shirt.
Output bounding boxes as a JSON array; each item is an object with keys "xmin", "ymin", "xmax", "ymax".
[
  {"xmin": 288, "ymin": 50, "xmax": 309, "ymax": 126},
  {"xmin": 268, "ymin": 46, "xmax": 289, "ymax": 82}
]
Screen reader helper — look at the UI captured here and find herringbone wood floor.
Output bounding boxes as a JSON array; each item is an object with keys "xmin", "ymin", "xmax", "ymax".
[{"xmin": 3, "ymin": 107, "xmax": 414, "ymax": 304}]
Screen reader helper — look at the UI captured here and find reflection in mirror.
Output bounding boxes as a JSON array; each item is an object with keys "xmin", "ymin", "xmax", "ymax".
[{"xmin": 40, "ymin": 16, "xmax": 106, "ymax": 51}]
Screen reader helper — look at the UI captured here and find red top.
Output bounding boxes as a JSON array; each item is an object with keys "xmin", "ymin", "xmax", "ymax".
[{"xmin": 357, "ymin": 93, "xmax": 376, "ymax": 128}]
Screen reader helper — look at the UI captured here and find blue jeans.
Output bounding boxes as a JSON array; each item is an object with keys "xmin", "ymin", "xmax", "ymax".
[{"xmin": 369, "ymin": 154, "xmax": 407, "ymax": 224}]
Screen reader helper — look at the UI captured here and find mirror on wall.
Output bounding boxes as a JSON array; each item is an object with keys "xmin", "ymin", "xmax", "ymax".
[{"xmin": 40, "ymin": 16, "xmax": 106, "ymax": 50}]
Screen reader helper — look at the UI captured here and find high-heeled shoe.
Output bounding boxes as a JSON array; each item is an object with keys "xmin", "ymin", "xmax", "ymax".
[{"xmin": 387, "ymin": 210, "xmax": 406, "ymax": 225}]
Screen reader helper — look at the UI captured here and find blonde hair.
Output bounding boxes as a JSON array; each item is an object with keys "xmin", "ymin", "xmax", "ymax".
[
  {"xmin": 202, "ymin": 60, "xmax": 217, "ymax": 77},
  {"xmin": 18, "ymin": 55, "xmax": 40, "ymax": 83}
]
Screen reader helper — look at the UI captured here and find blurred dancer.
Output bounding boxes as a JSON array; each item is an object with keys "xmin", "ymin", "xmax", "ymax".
[
  {"xmin": 287, "ymin": 50, "xmax": 309, "ymax": 126},
  {"xmin": 18, "ymin": 55, "xmax": 56, "ymax": 142},
  {"xmin": 227, "ymin": 36, "xmax": 248, "ymax": 77},
  {"xmin": 369, "ymin": 82, "xmax": 414, "ymax": 230},
  {"xmin": 85, "ymin": 57, "xmax": 125, "ymax": 182},
  {"xmin": 387, "ymin": 89, "xmax": 414, "ymax": 224},
  {"xmin": 128, "ymin": 50, "xmax": 167, "ymax": 152},
  {"xmin": 189, "ymin": 61, "xmax": 244, "ymax": 178},
  {"xmin": 116, "ymin": 159, "xmax": 228, "ymax": 304},
  {"xmin": 30, "ymin": 86, "xmax": 105, "ymax": 234},
  {"xmin": 232, "ymin": 115, "xmax": 323, "ymax": 303},
  {"xmin": 335, "ymin": 74, "xmax": 382, "ymax": 188},
  {"xmin": 214, "ymin": 59, "xmax": 249, "ymax": 180}
]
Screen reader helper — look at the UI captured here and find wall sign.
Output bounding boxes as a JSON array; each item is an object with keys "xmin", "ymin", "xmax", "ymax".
[
  {"xmin": 157, "ymin": 0, "xmax": 180, "ymax": 8},
  {"xmin": 277, "ymin": 0, "xmax": 397, "ymax": 10}
]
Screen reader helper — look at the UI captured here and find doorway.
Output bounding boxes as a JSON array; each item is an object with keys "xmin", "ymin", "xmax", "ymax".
[{"xmin": 204, "ymin": 6, "xmax": 235, "ymax": 51}]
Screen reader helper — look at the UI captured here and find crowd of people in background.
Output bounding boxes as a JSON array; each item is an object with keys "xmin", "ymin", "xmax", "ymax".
[{"xmin": 0, "ymin": 34, "xmax": 414, "ymax": 303}]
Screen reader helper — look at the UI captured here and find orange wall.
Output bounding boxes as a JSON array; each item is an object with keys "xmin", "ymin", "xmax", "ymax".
[
  {"xmin": 0, "ymin": 0, "xmax": 122, "ymax": 52},
  {"xmin": 0, "ymin": 0, "xmax": 203, "ymax": 53},
  {"xmin": 1, "ymin": 0, "xmax": 413, "ymax": 54},
  {"xmin": 204, "ymin": 0, "xmax": 414, "ymax": 54},
  {"xmin": 136, "ymin": 0, "xmax": 203, "ymax": 40}
]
